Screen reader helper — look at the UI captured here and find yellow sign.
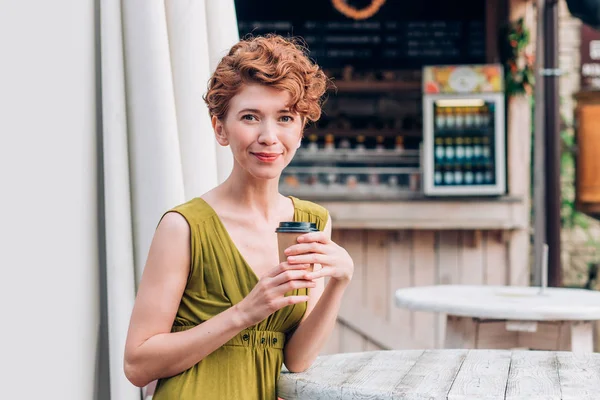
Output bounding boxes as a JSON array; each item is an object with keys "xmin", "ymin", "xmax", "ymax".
[{"xmin": 423, "ymin": 65, "xmax": 504, "ymax": 94}]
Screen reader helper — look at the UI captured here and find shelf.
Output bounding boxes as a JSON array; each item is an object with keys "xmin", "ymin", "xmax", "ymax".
[
  {"xmin": 304, "ymin": 128, "xmax": 423, "ymax": 138},
  {"xmin": 293, "ymin": 149, "xmax": 419, "ymax": 165},
  {"xmin": 315, "ymin": 197, "xmax": 527, "ymax": 230},
  {"xmin": 330, "ymin": 80, "xmax": 422, "ymax": 93},
  {"xmin": 282, "ymin": 185, "xmax": 418, "ymax": 201},
  {"xmin": 284, "ymin": 166, "xmax": 419, "ymax": 175}
]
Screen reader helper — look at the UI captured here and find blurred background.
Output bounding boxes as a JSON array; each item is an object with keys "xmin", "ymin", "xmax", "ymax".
[{"xmin": 2, "ymin": 0, "xmax": 600, "ymax": 399}]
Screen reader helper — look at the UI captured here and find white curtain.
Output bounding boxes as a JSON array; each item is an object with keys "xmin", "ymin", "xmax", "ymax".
[{"xmin": 100, "ymin": 0, "xmax": 238, "ymax": 398}]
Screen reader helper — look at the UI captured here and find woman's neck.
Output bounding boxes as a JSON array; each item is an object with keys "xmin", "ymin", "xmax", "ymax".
[{"xmin": 216, "ymin": 167, "xmax": 287, "ymax": 223}]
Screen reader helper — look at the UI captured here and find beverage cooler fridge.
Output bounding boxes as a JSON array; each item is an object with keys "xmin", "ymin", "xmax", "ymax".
[{"xmin": 422, "ymin": 65, "xmax": 506, "ymax": 196}]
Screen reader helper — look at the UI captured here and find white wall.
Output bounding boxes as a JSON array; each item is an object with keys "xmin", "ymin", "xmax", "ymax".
[{"xmin": 0, "ymin": 1, "xmax": 99, "ymax": 398}]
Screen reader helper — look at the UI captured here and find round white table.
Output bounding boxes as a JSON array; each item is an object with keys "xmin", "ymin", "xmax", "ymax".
[
  {"xmin": 395, "ymin": 285, "xmax": 600, "ymax": 352},
  {"xmin": 278, "ymin": 349, "xmax": 600, "ymax": 399}
]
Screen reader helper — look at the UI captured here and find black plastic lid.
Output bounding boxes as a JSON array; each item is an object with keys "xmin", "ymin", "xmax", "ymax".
[{"xmin": 275, "ymin": 221, "xmax": 318, "ymax": 233}]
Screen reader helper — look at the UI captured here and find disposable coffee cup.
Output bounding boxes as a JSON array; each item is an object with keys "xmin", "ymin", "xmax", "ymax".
[{"xmin": 276, "ymin": 222, "xmax": 318, "ymax": 271}]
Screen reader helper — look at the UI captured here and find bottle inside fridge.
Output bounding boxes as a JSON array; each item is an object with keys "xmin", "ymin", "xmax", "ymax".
[{"xmin": 431, "ymin": 101, "xmax": 497, "ymax": 188}]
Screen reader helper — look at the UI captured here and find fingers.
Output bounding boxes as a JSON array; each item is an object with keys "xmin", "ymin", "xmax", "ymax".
[
  {"xmin": 297, "ymin": 231, "xmax": 330, "ymax": 244},
  {"xmin": 270, "ymin": 267, "xmax": 313, "ymax": 286},
  {"xmin": 305, "ymin": 266, "xmax": 334, "ymax": 280},
  {"xmin": 266, "ymin": 261, "xmax": 311, "ymax": 278},
  {"xmin": 286, "ymin": 253, "xmax": 327, "ymax": 266},
  {"xmin": 273, "ymin": 279, "xmax": 316, "ymax": 297},
  {"xmin": 284, "ymin": 242, "xmax": 326, "ymax": 256}
]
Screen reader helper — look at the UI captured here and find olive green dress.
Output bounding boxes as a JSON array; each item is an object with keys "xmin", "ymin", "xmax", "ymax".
[{"xmin": 152, "ymin": 196, "xmax": 329, "ymax": 400}]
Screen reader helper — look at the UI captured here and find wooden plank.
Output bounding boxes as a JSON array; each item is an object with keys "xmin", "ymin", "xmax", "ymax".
[
  {"xmin": 507, "ymin": 96, "xmax": 532, "ymax": 197},
  {"xmin": 517, "ymin": 321, "xmax": 561, "ymax": 351},
  {"xmin": 476, "ymin": 321, "xmax": 518, "ymax": 349},
  {"xmin": 556, "ymin": 352, "xmax": 600, "ymax": 399},
  {"xmin": 484, "ymin": 231, "xmax": 508, "ymax": 286},
  {"xmin": 412, "ymin": 230, "xmax": 438, "ymax": 349},
  {"xmin": 364, "ymin": 340, "xmax": 383, "ymax": 352},
  {"xmin": 388, "ymin": 230, "xmax": 413, "ymax": 334},
  {"xmin": 340, "ymin": 324, "xmax": 367, "ymax": 353},
  {"xmin": 437, "ymin": 230, "xmax": 460, "ymax": 285},
  {"xmin": 444, "ymin": 316, "xmax": 477, "ymax": 349},
  {"xmin": 459, "ymin": 231, "xmax": 485, "ymax": 285},
  {"xmin": 338, "ymin": 229, "xmax": 365, "ymax": 311},
  {"xmin": 365, "ymin": 230, "xmax": 389, "ymax": 320},
  {"xmin": 448, "ymin": 349, "xmax": 512, "ymax": 400},
  {"xmin": 437, "ymin": 231, "xmax": 460, "ymax": 348},
  {"xmin": 320, "ymin": 321, "xmax": 341, "ymax": 355},
  {"xmin": 322, "ymin": 200, "xmax": 527, "ymax": 230},
  {"xmin": 337, "ymin": 302, "xmax": 427, "ymax": 350},
  {"xmin": 505, "ymin": 351, "xmax": 562, "ymax": 400},
  {"xmin": 340, "ymin": 350, "xmax": 423, "ymax": 398},
  {"xmin": 280, "ymin": 352, "xmax": 373, "ymax": 400},
  {"xmin": 393, "ymin": 349, "xmax": 468, "ymax": 398},
  {"xmin": 508, "ymin": 229, "xmax": 531, "ymax": 286}
]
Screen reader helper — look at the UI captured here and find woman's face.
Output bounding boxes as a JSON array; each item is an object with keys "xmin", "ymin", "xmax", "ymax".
[{"xmin": 214, "ymin": 83, "xmax": 304, "ymax": 181}]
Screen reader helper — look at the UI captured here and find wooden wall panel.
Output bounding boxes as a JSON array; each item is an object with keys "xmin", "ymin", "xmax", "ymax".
[
  {"xmin": 437, "ymin": 231, "xmax": 460, "ymax": 285},
  {"xmin": 509, "ymin": 229, "xmax": 531, "ymax": 286},
  {"xmin": 388, "ymin": 231, "xmax": 413, "ymax": 332},
  {"xmin": 321, "ymin": 321, "xmax": 341, "ymax": 355},
  {"xmin": 332, "ymin": 228, "xmax": 512, "ymax": 354},
  {"xmin": 460, "ymin": 231, "xmax": 485, "ymax": 285},
  {"xmin": 365, "ymin": 230, "xmax": 389, "ymax": 319},
  {"xmin": 365, "ymin": 339, "xmax": 384, "ymax": 351},
  {"xmin": 412, "ymin": 230, "xmax": 437, "ymax": 349},
  {"xmin": 484, "ymin": 231, "xmax": 508, "ymax": 285},
  {"xmin": 339, "ymin": 229, "xmax": 365, "ymax": 312},
  {"xmin": 340, "ymin": 323, "xmax": 367, "ymax": 352}
]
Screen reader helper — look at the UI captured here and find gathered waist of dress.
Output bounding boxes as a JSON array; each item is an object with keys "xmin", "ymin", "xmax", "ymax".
[{"xmin": 171, "ymin": 325, "xmax": 286, "ymax": 350}]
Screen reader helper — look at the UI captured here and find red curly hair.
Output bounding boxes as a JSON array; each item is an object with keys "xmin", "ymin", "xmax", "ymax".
[{"xmin": 204, "ymin": 34, "xmax": 329, "ymax": 124}]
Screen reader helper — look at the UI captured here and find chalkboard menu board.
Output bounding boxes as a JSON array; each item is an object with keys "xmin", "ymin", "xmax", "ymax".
[{"xmin": 234, "ymin": 0, "xmax": 487, "ymax": 69}]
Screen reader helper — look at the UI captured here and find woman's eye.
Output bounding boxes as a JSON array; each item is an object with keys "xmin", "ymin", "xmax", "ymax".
[
  {"xmin": 280, "ymin": 115, "xmax": 294, "ymax": 123},
  {"xmin": 242, "ymin": 114, "xmax": 257, "ymax": 121}
]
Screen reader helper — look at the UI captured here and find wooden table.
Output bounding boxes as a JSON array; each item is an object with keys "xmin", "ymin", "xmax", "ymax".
[
  {"xmin": 278, "ymin": 349, "xmax": 600, "ymax": 399},
  {"xmin": 394, "ymin": 285, "xmax": 600, "ymax": 352}
]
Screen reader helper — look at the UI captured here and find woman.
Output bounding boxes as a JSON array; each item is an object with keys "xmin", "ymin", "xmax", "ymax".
[{"xmin": 123, "ymin": 35, "xmax": 354, "ymax": 399}]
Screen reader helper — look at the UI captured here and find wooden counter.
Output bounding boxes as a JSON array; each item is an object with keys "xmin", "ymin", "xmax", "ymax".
[{"xmin": 321, "ymin": 196, "xmax": 526, "ymax": 230}]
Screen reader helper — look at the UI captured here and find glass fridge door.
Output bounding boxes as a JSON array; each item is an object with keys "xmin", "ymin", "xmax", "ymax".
[{"xmin": 423, "ymin": 95, "xmax": 506, "ymax": 196}]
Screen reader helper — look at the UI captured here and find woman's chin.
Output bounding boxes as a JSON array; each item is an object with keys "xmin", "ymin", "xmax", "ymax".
[{"xmin": 244, "ymin": 167, "xmax": 283, "ymax": 182}]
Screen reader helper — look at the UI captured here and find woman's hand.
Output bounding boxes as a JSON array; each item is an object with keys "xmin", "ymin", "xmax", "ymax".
[
  {"xmin": 236, "ymin": 262, "xmax": 315, "ymax": 327},
  {"xmin": 284, "ymin": 232, "xmax": 354, "ymax": 284}
]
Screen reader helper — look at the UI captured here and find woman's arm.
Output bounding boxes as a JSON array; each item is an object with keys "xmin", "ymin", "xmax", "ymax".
[
  {"xmin": 282, "ymin": 215, "xmax": 353, "ymax": 372},
  {"xmin": 123, "ymin": 212, "xmax": 249, "ymax": 387},
  {"xmin": 124, "ymin": 212, "xmax": 316, "ymax": 387}
]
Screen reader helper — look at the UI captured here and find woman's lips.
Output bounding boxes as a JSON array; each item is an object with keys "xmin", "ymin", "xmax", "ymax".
[{"xmin": 252, "ymin": 153, "xmax": 281, "ymax": 162}]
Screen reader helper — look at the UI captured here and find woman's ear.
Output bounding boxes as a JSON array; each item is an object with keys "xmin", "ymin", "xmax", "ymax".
[{"xmin": 212, "ymin": 115, "xmax": 229, "ymax": 146}]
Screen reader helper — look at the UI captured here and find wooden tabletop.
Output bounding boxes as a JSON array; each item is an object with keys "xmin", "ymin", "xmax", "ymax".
[
  {"xmin": 278, "ymin": 349, "xmax": 600, "ymax": 399},
  {"xmin": 394, "ymin": 285, "xmax": 600, "ymax": 321}
]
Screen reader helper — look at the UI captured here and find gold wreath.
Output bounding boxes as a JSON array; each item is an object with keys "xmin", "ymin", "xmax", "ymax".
[{"xmin": 331, "ymin": 0, "xmax": 387, "ymax": 20}]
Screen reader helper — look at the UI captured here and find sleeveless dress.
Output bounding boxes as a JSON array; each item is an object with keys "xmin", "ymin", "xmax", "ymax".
[{"xmin": 152, "ymin": 196, "xmax": 329, "ymax": 400}]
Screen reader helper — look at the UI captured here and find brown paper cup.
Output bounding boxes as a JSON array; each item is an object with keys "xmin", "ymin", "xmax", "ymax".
[{"xmin": 276, "ymin": 222, "xmax": 318, "ymax": 272}]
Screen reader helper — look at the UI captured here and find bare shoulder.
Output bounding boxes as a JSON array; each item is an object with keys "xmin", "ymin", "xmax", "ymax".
[{"xmin": 158, "ymin": 210, "xmax": 191, "ymax": 236}]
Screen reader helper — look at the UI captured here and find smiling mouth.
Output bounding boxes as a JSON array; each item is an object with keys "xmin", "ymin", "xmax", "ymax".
[{"xmin": 252, "ymin": 153, "xmax": 281, "ymax": 162}]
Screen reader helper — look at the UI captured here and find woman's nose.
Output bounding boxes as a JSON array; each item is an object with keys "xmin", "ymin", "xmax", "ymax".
[{"xmin": 257, "ymin": 122, "xmax": 279, "ymax": 145}]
